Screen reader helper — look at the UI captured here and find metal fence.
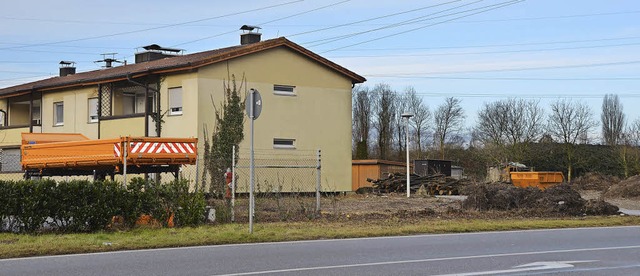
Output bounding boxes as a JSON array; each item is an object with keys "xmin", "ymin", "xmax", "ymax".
[{"xmin": 230, "ymin": 147, "xmax": 322, "ymax": 222}]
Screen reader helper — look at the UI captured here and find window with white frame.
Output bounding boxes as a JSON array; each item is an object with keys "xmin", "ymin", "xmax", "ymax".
[
  {"xmin": 54, "ymin": 102, "xmax": 64, "ymax": 126},
  {"xmin": 88, "ymin": 98, "xmax": 98, "ymax": 123},
  {"xmin": 273, "ymin": 84, "xmax": 296, "ymax": 96},
  {"xmin": 273, "ymin": 138, "xmax": 295, "ymax": 149},
  {"xmin": 168, "ymin": 87, "xmax": 183, "ymax": 115}
]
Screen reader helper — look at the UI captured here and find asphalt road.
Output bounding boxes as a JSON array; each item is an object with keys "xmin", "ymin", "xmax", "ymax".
[{"xmin": 2, "ymin": 226, "xmax": 640, "ymax": 275}]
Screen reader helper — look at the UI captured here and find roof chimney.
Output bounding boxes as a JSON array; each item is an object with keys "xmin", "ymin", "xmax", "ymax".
[
  {"xmin": 59, "ymin": 61, "xmax": 76, "ymax": 76},
  {"xmin": 240, "ymin": 25, "xmax": 262, "ymax": 45},
  {"xmin": 135, "ymin": 44, "xmax": 182, "ymax": 63}
]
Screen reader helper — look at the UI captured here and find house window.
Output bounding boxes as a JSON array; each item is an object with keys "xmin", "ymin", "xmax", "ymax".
[
  {"xmin": 117, "ymin": 85, "xmax": 156, "ymax": 116},
  {"xmin": 0, "ymin": 148, "xmax": 21, "ymax": 172},
  {"xmin": 54, "ymin": 102, "xmax": 64, "ymax": 126},
  {"xmin": 273, "ymin": 138, "xmax": 295, "ymax": 149},
  {"xmin": 273, "ymin": 85, "xmax": 296, "ymax": 96},
  {"xmin": 88, "ymin": 98, "xmax": 98, "ymax": 123},
  {"xmin": 168, "ymin": 87, "xmax": 183, "ymax": 115}
]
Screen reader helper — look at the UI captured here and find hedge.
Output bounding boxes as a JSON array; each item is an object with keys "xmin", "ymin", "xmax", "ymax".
[{"xmin": 0, "ymin": 178, "xmax": 206, "ymax": 233}]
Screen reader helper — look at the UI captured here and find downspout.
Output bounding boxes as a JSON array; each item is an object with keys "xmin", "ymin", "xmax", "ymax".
[
  {"xmin": 97, "ymin": 84, "xmax": 102, "ymax": 139},
  {"xmin": 29, "ymin": 90, "xmax": 34, "ymax": 133},
  {"xmin": 126, "ymin": 73, "xmax": 161, "ymax": 137}
]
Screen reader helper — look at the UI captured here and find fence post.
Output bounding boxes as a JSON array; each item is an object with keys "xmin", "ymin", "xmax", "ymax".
[
  {"xmin": 231, "ymin": 145, "xmax": 236, "ymax": 222},
  {"xmin": 316, "ymin": 149, "xmax": 321, "ymax": 213},
  {"xmin": 123, "ymin": 139, "xmax": 127, "ymax": 187}
]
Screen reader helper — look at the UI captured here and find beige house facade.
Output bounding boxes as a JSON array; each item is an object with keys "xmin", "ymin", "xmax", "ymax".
[{"xmin": 0, "ymin": 36, "xmax": 365, "ymax": 192}]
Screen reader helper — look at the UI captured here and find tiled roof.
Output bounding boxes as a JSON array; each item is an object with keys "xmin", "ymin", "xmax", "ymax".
[{"xmin": 0, "ymin": 37, "xmax": 365, "ymax": 97}]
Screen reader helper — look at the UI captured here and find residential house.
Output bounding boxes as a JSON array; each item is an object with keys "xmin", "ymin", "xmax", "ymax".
[{"xmin": 0, "ymin": 31, "xmax": 366, "ymax": 191}]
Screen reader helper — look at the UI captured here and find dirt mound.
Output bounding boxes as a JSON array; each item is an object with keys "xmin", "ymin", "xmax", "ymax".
[
  {"xmin": 583, "ymin": 199, "xmax": 620, "ymax": 215},
  {"xmin": 605, "ymin": 175, "xmax": 640, "ymax": 199},
  {"xmin": 463, "ymin": 183, "xmax": 615, "ymax": 216},
  {"xmin": 571, "ymin": 172, "xmax": 619, "ymax": 191}
]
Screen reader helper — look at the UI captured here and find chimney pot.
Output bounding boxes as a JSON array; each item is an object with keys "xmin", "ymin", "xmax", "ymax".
[
  {"xmin": 240, "ymin": 25, "xmax": 262, "ymax": 45},
  {"xmin": 59, "ymin": 61, "xmax": 76, "ymax": 76}
]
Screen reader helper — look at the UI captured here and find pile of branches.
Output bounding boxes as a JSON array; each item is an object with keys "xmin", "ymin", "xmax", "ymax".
[{"xmin": 367, "ymin": 172, "xmax": 470, "ymax": 195}]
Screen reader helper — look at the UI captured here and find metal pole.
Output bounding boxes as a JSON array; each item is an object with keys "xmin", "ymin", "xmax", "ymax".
[
  {"xmin": 231, "ymin": 145, "xmax": 236, "ymax": 222},
  {"xmin": 316, "ymin": 149, "xmax": 321, "ymax": 213},
  {"xmin": 123, "ymin": 138, "xmax": 128, "ymax": 187},
  {"xmin": 249, "ymin": 90, "xmax": 255, "ymax": 234},
  {"xmin": 406, "ymin": 118, "xmax": 410, "ymax": 198}
]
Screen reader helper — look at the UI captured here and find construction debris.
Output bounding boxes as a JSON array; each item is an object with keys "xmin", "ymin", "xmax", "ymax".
[{"xmin": 367, "ymin": 172, "xmax": 470, "ymax": 195}]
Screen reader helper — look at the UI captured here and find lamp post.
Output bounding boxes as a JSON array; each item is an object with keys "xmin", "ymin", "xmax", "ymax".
[{"xmin": 401, "ymin": 112, "xmax": 414, "ymax": 198}]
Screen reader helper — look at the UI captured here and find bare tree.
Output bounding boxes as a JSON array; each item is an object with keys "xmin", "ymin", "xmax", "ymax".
[
  {"xmin": 433, "ymin": 97, "xmax": 465, "ymax": 159},
  {"xmin": 406, "ymin": 87, "xmax": 431, "ymax": 158},
  {"xmin": 393, "ymin": 93, "xmax": 408, "ymax": 160},
  {"xmin": 601, "ymin": 94, "xmax": 626, "ymax": 146},
  {"xmin": 371, "ymin": 84, "xmax": 396, "ymax": 160},
  {"xmin": 619, "ymin": 118, "xmax": 640, "ymax": 177},
  {"xmin": 352, "ymin": 86, "xmax": 372, "ymax": 159},
  {"xmin": 475, "ymin": 99, "xmax": 544, "ymax": 162},
  {"xmin": 548, "ymin": 99, "xmax": 597, "ymax": 181}
]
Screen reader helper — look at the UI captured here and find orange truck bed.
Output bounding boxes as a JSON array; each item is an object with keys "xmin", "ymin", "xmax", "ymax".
[
  {"xmin": 21, "ymin": 133, "xmax": 197, "ymax": 175},
  {"xmin": 509, "ymin": 171, "xmax": 564, "ymax": 189}
]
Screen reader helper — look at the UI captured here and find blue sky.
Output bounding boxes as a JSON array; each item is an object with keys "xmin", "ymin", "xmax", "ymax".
[{"xmin": 1, "ymin": 0, "xmax": 639, "ymax": 138}]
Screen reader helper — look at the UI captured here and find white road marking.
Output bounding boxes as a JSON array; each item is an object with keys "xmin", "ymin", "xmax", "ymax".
[
  {"xmin": 212, "ymin": 245, "xmax": 640, "ymax": 276},
  {"xmin": 434, "ymin": 260, "xmax": 597, "ymax": 276}
]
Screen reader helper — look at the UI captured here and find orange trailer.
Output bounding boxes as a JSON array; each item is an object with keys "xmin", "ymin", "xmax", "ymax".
[
  {"xmin": 21, "ymin": 133, "xmax": 197, "ymax": 178},
  {"xmin": 509, "ymin": 171, "xmax": 564, "ymax": 190}
]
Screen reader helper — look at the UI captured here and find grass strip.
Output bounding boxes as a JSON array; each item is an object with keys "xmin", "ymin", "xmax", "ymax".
[{"xmin": 1, "ymin": 216, "xmax": 639, "ymax": 259}]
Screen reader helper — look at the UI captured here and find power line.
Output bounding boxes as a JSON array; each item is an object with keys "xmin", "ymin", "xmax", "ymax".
[
  {"xmin": 3, "ymin": 9, "xmax": 637, "ymax": 27},
  {"xmin": 318, "ymin": 0, "xmax": 525, "ymax": 52},
  {"xmin": 365, "ymin": 60, "xmax": 640, "ymax": 76},
  {"xmin": 172, "ymin": 0, "xmax": 352, "ymax": 47},
  {"xmin": 0, "ymin": 0, "xmax": 303, "ymax": 51},
  {"xmin": 285, "ymin": 0, "xmax": 463, "ymax": 38},
  {"xmin": 333, "ymin": 35, "xmax": 640, "ymax": 51},
  {"xmin": 366, "ymin": 76, "xmax": 640, "ymax": 81},
  {"xmin": 327, "ymin": 42, "xmax": 640, "ymax": 58},
  {"xmin": 455, "ymin": 9, "xmax": 640, "ymax": 23},
  {"xmin": 304, "ymin": 0, "xmax": 487, "ymax": 46},
  {"xmin": 407, "ymin": 92, "xmax": 640, "ymax": 99}
]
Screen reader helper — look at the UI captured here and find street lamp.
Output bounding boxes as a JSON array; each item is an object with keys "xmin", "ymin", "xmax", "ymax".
[{"xmin": 401, "ymin": 112, "xmax": 414, "ymax": 198}]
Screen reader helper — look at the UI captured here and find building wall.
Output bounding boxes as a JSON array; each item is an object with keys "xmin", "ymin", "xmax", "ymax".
[
  {"xmin": 100, "ymin": 117, "xmax": 146, "ymax": 138},
  {"xmin": 41, "ymin": 87, "xmax": 99, "ymax": 139},
  {"xmin": 196, "ymin": 47, "xmax": 354, "ymax": 191}
]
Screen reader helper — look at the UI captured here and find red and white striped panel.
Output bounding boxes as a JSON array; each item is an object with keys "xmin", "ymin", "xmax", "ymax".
[
  {"xmin": 129, "ymin": 142, "xmax": 196, "ymax": 154},
  {"xmin": 114, "ymin": 143, "xmax": 121, "ymax": 157}
]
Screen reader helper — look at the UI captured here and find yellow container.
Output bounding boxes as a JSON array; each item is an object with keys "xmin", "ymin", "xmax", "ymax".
[{"xmin": 510, "ymin": 171, "xmax": 564, "ymax": 189}]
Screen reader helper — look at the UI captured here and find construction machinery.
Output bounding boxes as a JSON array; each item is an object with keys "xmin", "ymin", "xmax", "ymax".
[{"xmin": 21, "ymin": 133, "xmax": 197, "ymax": 179}]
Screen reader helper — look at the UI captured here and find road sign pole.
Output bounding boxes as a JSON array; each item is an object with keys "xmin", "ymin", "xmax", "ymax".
[{"xmin": 249, "ymin": 90, "xmax": 255, "ymax": 234}]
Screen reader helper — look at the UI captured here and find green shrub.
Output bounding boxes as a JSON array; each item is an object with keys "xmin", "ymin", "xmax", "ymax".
[{"xmin": 0, "ymin": 178, "xmax": 206, "ymax": 233}]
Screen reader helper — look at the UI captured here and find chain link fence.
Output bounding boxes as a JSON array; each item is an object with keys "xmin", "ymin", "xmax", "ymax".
[
  {"xmin": 0, "ymin": 150, "xmax": 23, "ymax": 181},
  {"xmin": 228, "ymin": 148, "xmax": 323, "ymax": 222}
]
